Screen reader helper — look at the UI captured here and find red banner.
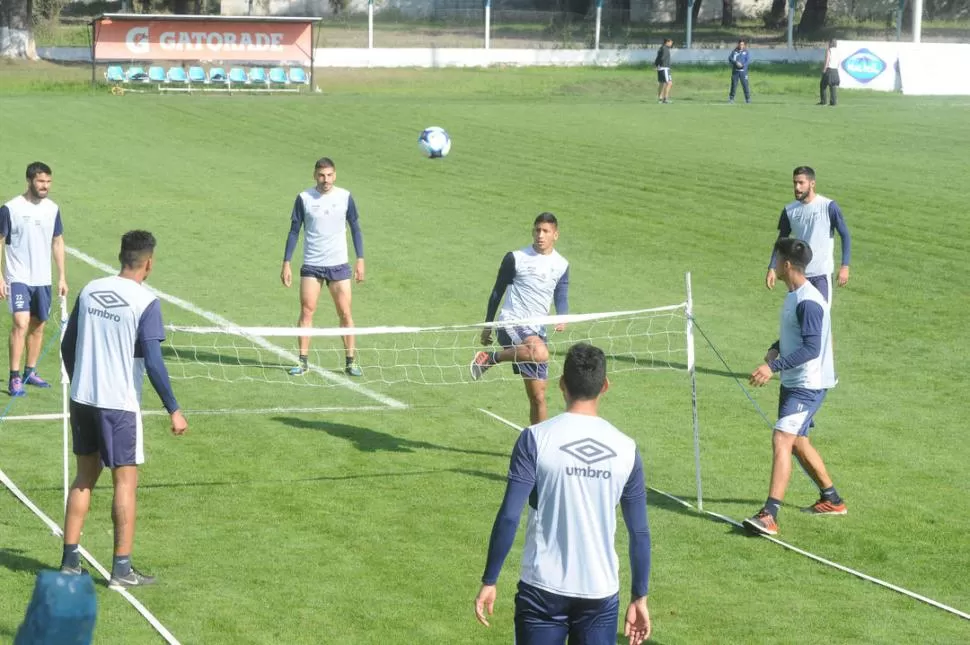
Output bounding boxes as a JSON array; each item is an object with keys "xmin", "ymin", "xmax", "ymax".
[{"xmin": 93, "ymin": 18, "xmax": 312, "ymax": 63}]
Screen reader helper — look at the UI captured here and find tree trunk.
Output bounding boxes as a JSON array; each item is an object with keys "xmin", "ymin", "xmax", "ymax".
[
  {"xmin": 0, "ymin": 0, "xmax": 37, "ymax": 59},
  {"xmin": 675, "ymin": 0, "xmax": 703, "ymax": 26},
  {"xmin": 764, "ymin": 0, "xmax": 787, "ymax": 28},
  {"xmin": 798, "ymin": 0, "xmax": 829, "ymax": 34},
  {"xmin": 722, "ymin": 0, "xmax": 734, "ymax": 26}
]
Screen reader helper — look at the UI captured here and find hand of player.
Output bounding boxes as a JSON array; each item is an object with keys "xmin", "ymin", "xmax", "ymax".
[
  {"xmin": 474, "ymin": 584, "xmax": 496, "ymax": 627},
  {"xmin": 170, "ymin": 410, "xmax": 188, "ymax": 436},
  {"xmin": 837, "ymin": 265, "xmax": 849, "ymax": 287},
  {"xmin": 554, "ymin": 323, "xmax": 566, "ymax": 333},
  {"xmin": 764, "ymin": 347, "xmax": 779, "ymax": 364},
  {"xmin": 280, "ymin": 263, "xmax": 292, "ymax": 288},
  {"xmin": 765, "ymin": 268, "xmax": 776, "ymax": 290},
  {"xmin": 58, "ymin": 278, "xmax": 68, "ymax": 297},
  {"xmin": 750, "ymin": 364, "xmax": 774, "ymax": 387},
  {"xmin": 480, "ymin": 328, "xmax": 493, "ymax": 346},
  {"xmin": 354, "ymin": 258, "xmax": 365, "ymax": 283},
  {"xmin": 0, "ymin": 281, "xmax": 7, "ymax": 300},
  {"xmin": 624, "ymin": 597, "xmax": 651, "ymax": 645}
]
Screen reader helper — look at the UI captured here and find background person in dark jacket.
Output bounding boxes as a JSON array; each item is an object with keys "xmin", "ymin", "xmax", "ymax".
[
  {"xmin": 819, "ymin": 39, "xmax": 841, "ymax": 106},
  {"xmin": 728, "ymin": 39, "xmax": 751, "ymax": 103},
  {"xmin": 654, "ymin": 38, "xmax": 673, "ymax": 104}
]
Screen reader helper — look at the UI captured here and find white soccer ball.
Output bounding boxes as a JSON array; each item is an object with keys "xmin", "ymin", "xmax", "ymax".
[{"xmin": 418, "ymin": 126, "xmax": 451, "ymax": 159}]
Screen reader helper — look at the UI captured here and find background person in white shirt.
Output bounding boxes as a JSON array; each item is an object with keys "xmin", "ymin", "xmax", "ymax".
[
  {"xmin": 0, "ymin": 161, "xmax": 68, "ymax": 397},
  {"xmin": 819, "ymin": 39, "xmax": 841, "ymax": 106},
  {"xmin": 474, "ymin": 343, "xmax": 651, "ymax": 645}
]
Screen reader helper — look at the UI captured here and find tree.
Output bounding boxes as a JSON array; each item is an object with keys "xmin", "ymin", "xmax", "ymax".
[
  {"xmin": 797, "ymin": 0, "xmax": 828, "ymax": 34},
  {"xmin": 722, "ymin": 0, "xmax": 734, "ymax": 26},
  {"xmin": 0, "ymin": 0, "xmax": 37, "ymax": 59},
  {"xmin": 675, "ymin": 0, "xmax": 703, "ymax": 26},
  {"xmin": 763, "ymin": 0, "xmax": 787, "ymax": 28}
]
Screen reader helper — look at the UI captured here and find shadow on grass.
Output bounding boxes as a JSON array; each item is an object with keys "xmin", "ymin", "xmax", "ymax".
[
  {"xmin": 274, "ymin": 416, "xmax": 509, "ymax": 458},
  {"xmin": 138, "ymin": 466, "xmax": 507, "ymax": 489},
  {"xmin": 647, "ymin": 491, "xmax": 754, "ymax": 536},
  {"xmin": 0, "ymin": 548, "xmax": 54, "ymax": 576}
]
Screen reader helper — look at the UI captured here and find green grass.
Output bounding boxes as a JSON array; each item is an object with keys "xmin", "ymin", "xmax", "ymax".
[{"xmin": 1, "ymin": 63, "xmax": 969, "ymax": 643}]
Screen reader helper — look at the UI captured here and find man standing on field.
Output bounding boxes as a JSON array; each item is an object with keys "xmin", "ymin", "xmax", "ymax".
[
  {"xmin": 765, "ymin": 166, "xmax": 851, "ymax": 302},
  {"xmin": 281, "ymin": 157, "xmax": 365, "ymax": 377},
  {"xmin": 0, "ymin": 161, "xmax": 68, "ymax": 397},
  {"xmin": 654, "ymin": 37, "xmax": 673, "ymax": 104},
  {"xmin": 744, "ymin": 238, "xmax": 846, "ymax": 537}
]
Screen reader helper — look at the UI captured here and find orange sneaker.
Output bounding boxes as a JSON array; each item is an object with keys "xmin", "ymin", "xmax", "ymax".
[
  {"xmin": 801, "ymin": 499, "xmax": 847, "ymax": 515},
  {"xmin": 470, "ymin": 351, "xmax": 495, "ymax": 381},
  {"xmin": 742, "ymin": 510, "xmax": 779, "ymax": 536}
]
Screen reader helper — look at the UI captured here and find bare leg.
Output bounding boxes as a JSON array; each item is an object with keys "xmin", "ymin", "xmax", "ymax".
[
  {"xmin": 297, "ymin": 277, "xmax": 323, "ymax": 356},
  {"xmin": 494, "ymin": 336, "xmax": 549, "ymax": 366},
  {"xmin": 111, "ymin": 466, "xmax": 139, "ymax": 558},
  {"xmin": 523, "ymin": 379, "xmax": 548, "ymax": 425},
  {"xmin": 793, "ymin": 436, "xmax": 834, "ymax": 490},
  {"xmin": 8, "ymin": 312, "xmax": 30, "ymax": 372},
  {"xmin": 63, "ymin": 454, "xmax": 103, "ymax": 545},
  {"xmin": 24, "ymin": 317, "xmax": 46, "ymax": 370},
  {"xmin": 328, "ymin": 279, "xmax": 355, "ymax": 359},
  {"xmin": 768, "ymin": 431, "xmax": 798, "ymax": 501}
]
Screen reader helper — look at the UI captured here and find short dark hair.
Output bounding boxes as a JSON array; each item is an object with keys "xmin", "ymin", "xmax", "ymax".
[
  {"xmin": 774, "ymin": 238, "xmax": 812, "ymax": 273},
  {"xmin": 534, "ymin": 212, "xmax": 558, "ymax": 228},
  {"xmin": 26, "ymin": 162, "xmax": 52, "ymax": 180},
  {"xmin": 314, "ymin": 157, "xmax": 335, "ymax": 171},
  {"xmin": 562, "ymin": 343, "xmax": 607, "ymax": 401},
  {"xmin": 738, "ymin": 39, "xmax": 747, "ymax": 45},
  {"xmin": 119, "ymin": 230, "xmax": 157, "ymax": 269},
  {"xmin": 664, "ymin": 37, "xmax": 673, "ymax": 45},
  {"xmin": 793, "ymin": 166, "xmax": 816, "ymax": 180}
]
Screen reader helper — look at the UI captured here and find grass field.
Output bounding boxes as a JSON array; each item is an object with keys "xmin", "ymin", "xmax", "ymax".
[{"xmin": 0, "ymin": 62, "xmax": 969, "ymax": 644}]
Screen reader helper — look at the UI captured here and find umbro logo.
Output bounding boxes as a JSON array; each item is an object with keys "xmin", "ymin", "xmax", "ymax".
[
  {"xmin": 89, "ymin": 291, "xmax": 129, "ymax": 309},
  {"xmin": 559, "ymin": 438, "xmax": 616, "ymax": 465}
]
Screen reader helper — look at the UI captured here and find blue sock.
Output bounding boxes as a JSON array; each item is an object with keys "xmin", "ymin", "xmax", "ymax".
[
  {"xmin": 764, "ymin": 497, "xmax": 782, "ymax": 519},
  {"xmin": 23, "ymin": 366, "xmax": 35, "ymax": 378},
  {"xmin": 488, "ymin": 351, "xmax": 500, "ymax": 364},
  {"xmin": 821, "ymin": 486, "xmax": 842, "ymax": 504},
  {"xmin": 112, "ymin": 555, "xmax": 132, "ymax": 578},
  {"xmin": 10, "ymin": 370, "xmax": 20, "ymax": 381},
  {"xmin": 61, "ymin": 544, "xmax": 80, "ymax": 569}
]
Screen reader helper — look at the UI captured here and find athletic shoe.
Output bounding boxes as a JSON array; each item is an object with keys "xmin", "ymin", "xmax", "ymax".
[
  {"xmin": 345, "ymin": 361, "xmax": 363, "ymax": 378},
  {"xmin": 728, "ymin": 98, "xmax": 735, "ymax": 104},
  {"xmin": 470, "ymin": 351, "xmax": 495, "ymax": 381},
  {"xmin": 801, "ymin": 499, "xmax": 847, "ymax": 515},
  {"xmin": 60, "ymin": 565, "xmax": 84, "ymax": 575},
  {"xmin": 288, "ymin": 365, "xmax": 307, "ymax": 376},
  {"xmin": 742, "ymin": 510, "xmax": 779, "ymax": 536},
  {"xmin": 8, "ymin": 377, "xmax": 26, "ymax": 397},
  {"xmin": 24, "ymin": 372, "xmax": 51, "ymax": 388},
  {"xmin": 109, "ymin": 568, "xmax": 156, "ymax": 590}
]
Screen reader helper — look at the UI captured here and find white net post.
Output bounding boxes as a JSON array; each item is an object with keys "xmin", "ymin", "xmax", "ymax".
[
  {"xmin": 59, "ymin": 294, "xmax": 70, "ymax": 512},
  {"xmin": 685, "ymin": 271, "xmax": 703, "ymax": 511},
  {"xmin": 484, "ymin": 0, "xmax": 491, "ymax": 50}
]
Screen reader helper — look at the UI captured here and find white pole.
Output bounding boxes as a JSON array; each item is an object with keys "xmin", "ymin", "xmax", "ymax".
[
  {"xmin": 912, "ymin": 0, "xmax": 923, "ymax": 43},
  {"xmin": 594, "ymin": 2, "xmax": 602, "ymax": 51},
  {"xmin": 685, "ymin": 272, "xmax": 703, "ymax": 511},
  {"xmin": 787, "ymin": 0, "xmax": 795, "ymax": 49},
  {"xmin": 368, "ymin": 0, "xmax": 374, "ymax": 49},
  {"xmin": 59, "ymin": 295, "xmax": 69, "ymax": 512},
  {"xmin": 484, "ymin": 0, "xmax": 491, "ymax": 50},
  {"xmin": 686, "ymin": 0, "xmax": 693, "ymax": 49}
]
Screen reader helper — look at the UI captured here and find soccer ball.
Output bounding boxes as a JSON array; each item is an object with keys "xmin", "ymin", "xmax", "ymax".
[{"xmin": 418, "ymin": 126, "xmax": 451, "ymax": 159}]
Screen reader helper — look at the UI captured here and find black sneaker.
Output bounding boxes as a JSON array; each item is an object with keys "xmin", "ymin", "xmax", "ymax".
[{"xmin": 109, "ymin": 568, "xmax": 157, "ymax": 590}]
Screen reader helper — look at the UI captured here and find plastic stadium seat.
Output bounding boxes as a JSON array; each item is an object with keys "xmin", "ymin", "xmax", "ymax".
[
  {"xmin": 209, "ymin": 67, "xmax": 228, "ymax": 84},
  {"xmin": 268, "ymin": 67, "xmax": 289, "ymax": 85},
  {"xmin": 167, "ymin": 67, "xmax": 188, "ymax": 84},
  {"xmin": 104, "ymin": 65, "xmax": 125, "ymax": 83},
  {"xmin": 288, "ymin": 67, "xmax": 309, "ymax": 85},
  {"xmin": 148, "ymin": 66, "xmax": 167, "ymax": 83},
  {"xmin": 187, "ymin": 66, "xmax": 207, "ymax": 84},
  {"xmin": 228, "ymin": 67, "xmax": 249, "ymax": 85},
  {"xmin": 126, "ymin": 66, "xmax": 150, "ymax": 83},
  {"xmin": 248, "ymin": 67, "xmax": 268, "ymax": 85}
]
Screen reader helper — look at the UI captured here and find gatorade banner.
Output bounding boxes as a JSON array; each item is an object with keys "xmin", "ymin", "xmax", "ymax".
[{"xmin": 93, "ymin": 15, "xmax": 313, "ymax": 63}]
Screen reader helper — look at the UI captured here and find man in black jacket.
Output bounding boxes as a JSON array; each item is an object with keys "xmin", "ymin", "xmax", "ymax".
[{"xmin": 654, "ymin": 38, "xmax": 673, "ymax": 104}]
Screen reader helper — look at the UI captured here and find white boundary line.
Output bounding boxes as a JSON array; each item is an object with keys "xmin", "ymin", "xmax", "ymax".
[
  {"xmin": 0, "ymin": 405, "xmax": 401, "ymax": 422},
  {"xmin": 0, "ymin": 466, "xmax": 181, "ymax": 644},
  {"xmin": 66, "ymin": 246, "xmax": 407, "ymax": 410},
  {"xmin": 476, "ymin": 408, "xmax": 970, "ymax": 623}
]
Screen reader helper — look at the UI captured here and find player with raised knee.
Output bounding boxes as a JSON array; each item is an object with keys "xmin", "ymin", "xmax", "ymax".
[
  {"xmin": 281, "ymin": 157, "xmax": 365, "ymax": 377},
  {"xmin": 470, "ymin": 212, "xmax": 569, "ymax": 425},
  {"xmin": 0, "ymin": 161, "xmax": 68, "ymax": 397},
  {"xmin": 744, "ymin": 237, "xmax": 846, "ymax": 537}
]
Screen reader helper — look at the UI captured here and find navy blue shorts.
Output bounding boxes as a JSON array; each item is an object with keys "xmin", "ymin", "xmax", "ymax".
[
  {"xmin": 807, "ymin": 274, "xmax": 831, "ymax": 303},
  {"xmin": 300, "ymin": 263, "xmax": 351, "ymax": 285},
  {"xmin": 70, "ymin": 401, "xmax": 143, "ymax": 467},
  {"xmin": 514, "ymin": 581, "xmax": 620, "ymax": 645},
  {"xmin": 497, "ymin": 326, "xmax": 548, "ymax": 381},
  {"xmin": 775, "ymin": 385, "xmax": 827, "ymax": 436},
  {"xmin": 8, "ymin": 283, "xmax": 52, "ymax": 321},
  {"xmin": 656, "ymin": 69, "xmax": 671, "ymax": 84}
]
